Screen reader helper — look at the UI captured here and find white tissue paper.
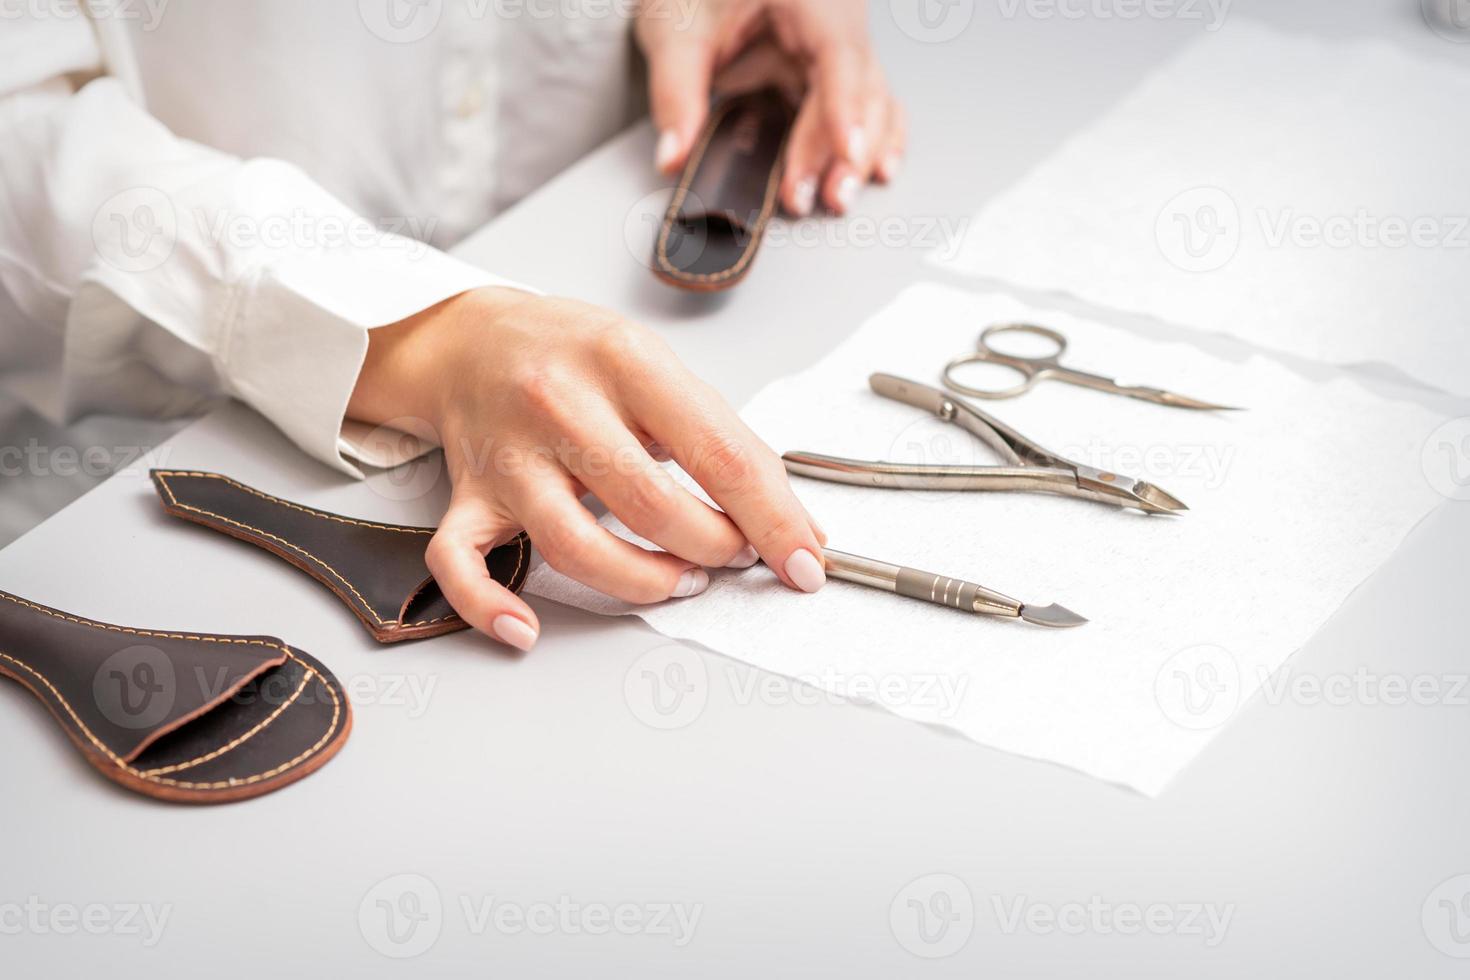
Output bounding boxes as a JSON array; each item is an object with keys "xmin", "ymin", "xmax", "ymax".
[
  {"xmin": 928, "ymin": 20, "xmax": 1470, "ymax": 396},
  {"xmin": 527, "ymin": 284, "xmax": 1446, "ymax": 794}
]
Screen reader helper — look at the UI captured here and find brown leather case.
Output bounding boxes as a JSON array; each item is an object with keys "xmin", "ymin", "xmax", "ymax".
[
  {"xmin": 653, "ymin": 88, "xmax": 795, "ymax": 292},
  {"xmin": 150, "ymin": 470, "xmax": 529, "ymax": 643},
  {"xmin": 0, "ymin": 590, "xmax": 351, "ymax": 804}
]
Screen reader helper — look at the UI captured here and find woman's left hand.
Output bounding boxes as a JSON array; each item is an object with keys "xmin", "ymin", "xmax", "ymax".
[{"xmin": 635, "ymin": 0, "xmax": 905, "ymax": 217}]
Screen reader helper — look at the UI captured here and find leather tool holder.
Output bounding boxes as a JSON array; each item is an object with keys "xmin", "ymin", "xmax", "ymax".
[
  {"xmin": 653, "ymin": 87, "xmax": 795, "ymax": 291},
  {"xmin": 0, "ymin": 590, "xmax": 351, "ymax": 804},
  {"xmin": 150, "ymin": 470, "xmax": 530, "ymax": 643}
]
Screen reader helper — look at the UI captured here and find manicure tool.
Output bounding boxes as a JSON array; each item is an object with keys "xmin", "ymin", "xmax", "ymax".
[
  {"xmin": 942, "ymin": 323, "xmax": 1239, "ymax": 411},
  {"xmin": 783, "ymin": 374, "xmax": 1188, "ymax": 515},
  {"xmin": 822, "ymin": 548, "xmax": 1087, "ymax": 628}
]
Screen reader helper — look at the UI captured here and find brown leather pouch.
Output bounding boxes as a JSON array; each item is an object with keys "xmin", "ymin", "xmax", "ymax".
[
  {"xmin": 0, "ymin": 590, "xmax": 351, "ymax": 804},
  {"xmin": 150, "ymin": 470, "xmax": 529, "ymax": 643},
  {"xmin": 653, "ymin": 87, "xmax": 795, "ymax": 292}
]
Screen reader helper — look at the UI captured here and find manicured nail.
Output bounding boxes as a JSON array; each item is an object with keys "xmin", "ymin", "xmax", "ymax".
[
  {"xmin": 793, "ymin": 177, "xmax": 817, "ymax": 216},
  {"xmin": 836, "ymin": 175, "xmax": 860, "ymax": 212},
  {"xmin": 783, "ymin": 549, "xmax": 825, "ymax": 593},
  {"xmin": 726, "ymin": 544, "xmax": 759, "ymax": 569},
  {"xmin": 672, "ymin": 568, "xmax": 710, "ymax": 598},
  {"xmin": 846, "ymin": 125, "xmax": 867, "ymax": 164},
  {"xmin": 655, "ymin": 129, "xmax": 680, "ymax": 172},
  {"xmin": 880, "ymin": 154, "xmax": 903, "ymax": 182},
  {"xmin": 493, "ymin": 614, "xmax": 538, "ymax": 651}
]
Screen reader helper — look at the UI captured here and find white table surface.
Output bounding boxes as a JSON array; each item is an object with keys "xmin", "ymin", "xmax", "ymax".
[{"xmin": 4, "ymin": 2, "xmax": 1469, "ymax": 976}]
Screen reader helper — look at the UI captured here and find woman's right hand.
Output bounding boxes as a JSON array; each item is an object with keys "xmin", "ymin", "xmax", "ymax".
[{"xmin": 347, "ymin": 286, "xmax": 827, "ymax": 650}]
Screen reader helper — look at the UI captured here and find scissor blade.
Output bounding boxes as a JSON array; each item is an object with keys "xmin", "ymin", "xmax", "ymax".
[
  {"xmin": 1125, "ymin": 386, "xmax": 1242, "ymax": 412},
  {"xmin": 1019, "ymin": 603, "xmax": 1088, "ymax": 628}
]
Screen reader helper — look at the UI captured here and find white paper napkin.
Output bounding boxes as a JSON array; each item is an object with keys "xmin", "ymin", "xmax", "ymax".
[
  {"xmin": 527, "ymin": 284, "xmax": 1446, "ymax": 794},
  {"xmin": 929, "ymin": 20, "xmax": 1470, "ymax": 396}
]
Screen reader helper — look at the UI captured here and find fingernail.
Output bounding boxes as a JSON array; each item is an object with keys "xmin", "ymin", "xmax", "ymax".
[
  {"xmin": 880, "ymin": 154, "xmax": 903, "ymax": 182},
  {"xmin": 672, "ymin": 568, "xmax": 710, "ymax": 598},
  {"xmin": 783, "ymin": 549, "xmax": 825, "ymax": 593},
  {"xmin": 493, "ymin": 614, "xmax": 538, "ymax": 651},
  {"xmin": 726, "ymin": 544, "xmax": 759, "ymax": 569},
  {"xmin": 655, "ymin": 129, "xmax": 680, "ymax": 172},
  {"xmin": 793, "ymin": 177, "xmax": 817, "ymax": 216},
  {"xmin": 836, "ymin": 175, "xmax": 860, "ymax": 212},
  {"xmin": 846, "ymin": 125, "xmax": 867, "ymax": 164}
]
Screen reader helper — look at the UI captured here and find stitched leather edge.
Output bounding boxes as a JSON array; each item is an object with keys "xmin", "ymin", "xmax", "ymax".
[
  {"xmin": 653, "ymin": 93, "xmax": 792, "ymax": 286},
  {"xmin": 0, "ymin": 591, "xmax": 288, "ymax": 763},
  {"xmin": 151, "ymin": 471, "xmax": 531, "ymax": 640},
  {"xmin": 153, "ymin": 471, "xmax": 417, "ymax": 628},
  {"xmin": 0, "ymin": 594, "xmax": 345, "ymax": 792}
]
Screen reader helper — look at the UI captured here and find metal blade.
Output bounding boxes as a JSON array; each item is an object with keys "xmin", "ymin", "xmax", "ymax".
[
  {"xmin": 1019, "ymin": 603, "xmax": 1089, "ymax": 628},
  {"xmin": 1127, "ymin": 385, "xmax": 1243, "ymax": 412},
  {"xmin": 1129, "ymin": 480, "xmax": 1189, "ymax": 515}
]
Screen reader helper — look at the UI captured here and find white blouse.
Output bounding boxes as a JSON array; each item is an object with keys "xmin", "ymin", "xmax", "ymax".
[{"xmin": 0, "ymin": 0, "xmax": 640, "ymax": 474}]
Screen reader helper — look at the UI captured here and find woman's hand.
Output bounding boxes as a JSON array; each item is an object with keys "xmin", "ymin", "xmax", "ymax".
[
  {"xmin": 348, "ymin": 286, "xmax": 828, "ymax": 650},
  {"xmin": 636, "ymin": 0, "xmax": 905, "ymax": 216}
]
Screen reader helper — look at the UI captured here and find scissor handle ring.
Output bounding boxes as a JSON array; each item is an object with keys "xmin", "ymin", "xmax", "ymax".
[
  {"xmin": 942, "ymin": 351, "xmax": 1038, "ymax": 400},
  {"xmin": 977, "ymin": 323, "xmax": 1069, "ymax": 362}
]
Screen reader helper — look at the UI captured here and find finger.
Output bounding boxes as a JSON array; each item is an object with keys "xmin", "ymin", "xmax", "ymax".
[
  {"xmin": 556, "ymin": 411, "xmax": 752, "ymax": 568},
  {"xmin": 514, "ymin": 478, "xmax": 710, "ymax": 605},
  {"xmin": 646, "ymin": 36, "xmax": 716, "ymax": 174},
  {"xmin": 822, "ymin": 160, "xmax": 862, "ymax": 216},
  {"xmin": 425, "ymin": 493, "xmax": 541, "ymax": 651},
  {"xmin": 824, "ymin": 69, "xmax": 892, "ymax": 212},
  {"xmin": 812, "ymin": 43, "xmax": 869, "ymax": 168},
  {"xmin": 780, "ymin": 97, "xmax": 831, "ymax": 217},
  {"xmin": 626, "ymin": 383, "xmax": 826, "ymax": 593},
  {"xmin": 874, "ymin": 96, "xmax": 906, "ymax": 184}
]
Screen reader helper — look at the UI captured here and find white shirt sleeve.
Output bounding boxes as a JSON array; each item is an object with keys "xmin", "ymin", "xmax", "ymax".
[{"xmin": 0, "ymin": 16, "xmax": 529, "ymax": 477}]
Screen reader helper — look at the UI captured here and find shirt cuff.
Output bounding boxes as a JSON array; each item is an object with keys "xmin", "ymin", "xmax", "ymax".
[{"xmin": 227, "ymin": 243, "xmax": 536, "ymax": 477}]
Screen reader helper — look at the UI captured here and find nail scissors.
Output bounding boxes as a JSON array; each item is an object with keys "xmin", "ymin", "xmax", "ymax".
[
  {"xmin": 942, "ymin": 323, "xmax": 1239, "ymax": 411},
  {"xmin": 782, "ymin": 374, "xmax": 1188, "ymax": 515}
]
